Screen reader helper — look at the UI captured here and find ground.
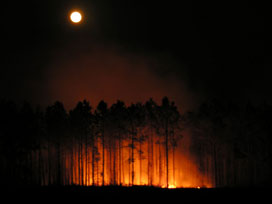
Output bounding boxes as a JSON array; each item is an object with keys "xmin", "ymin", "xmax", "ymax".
[{"xmin": 2, "ymin": 186, "xmax": 270, "ymax": 203}]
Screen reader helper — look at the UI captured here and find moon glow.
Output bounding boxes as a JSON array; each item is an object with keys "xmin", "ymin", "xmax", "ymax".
[{"xmin": 70, "ymin": 11, "xmax": 82, "ymax": 23}]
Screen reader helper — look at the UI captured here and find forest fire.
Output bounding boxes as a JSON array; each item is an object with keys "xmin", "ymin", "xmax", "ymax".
[
  {"xmin": 1, "ymin": 1, "xmax": 271, "ymax": 198},
  {"xmin": 59, "ymin": 136, "xmax": 212, "ymax": 188},
  {"xmin": 1, "ymin": 97, "xmax": 270, "ymax": 189},
  {"xmin": 0, "ymin": 98, "xmax": 214, "ymax": 188},
  {"xmin": 40, "ymin": 98, "xmax": 213, "ymax": 188}
]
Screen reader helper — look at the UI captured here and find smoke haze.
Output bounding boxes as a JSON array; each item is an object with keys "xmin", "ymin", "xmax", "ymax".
[{"xmin": 45, "ymin": 44, "xmax": 195, "ymax": 111}]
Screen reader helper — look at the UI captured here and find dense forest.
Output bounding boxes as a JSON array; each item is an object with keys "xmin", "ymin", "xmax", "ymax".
[{"xmin": 0, "ymin": 97, "xmax": 271, "ymax": 188}]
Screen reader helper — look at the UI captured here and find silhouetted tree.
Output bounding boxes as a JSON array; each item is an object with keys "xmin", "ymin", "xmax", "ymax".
[
  {"xmin": 96, "ymin": 100, "xmax": 108, "ymax": 186},
  {"xmin": 69, "ymin": 100, "xmax": 92, "ymax": 186},
  {"xmin": 45, "ymin": 101, "xmax": 68, "ymax": 185},
  {"xmin": 127, "ymin": 103, "xmax": 145, "ymax": 185},
  {"xmin": 144, "ymin": 98, "xmax": 158, "ymax": 186},
  {"xmin": 109, "ymin": 100, "xmax": 127, "ymax": 185},
  {"xmin": 157, "ymin": 97, "xmax": 180, "ymax": 187}
]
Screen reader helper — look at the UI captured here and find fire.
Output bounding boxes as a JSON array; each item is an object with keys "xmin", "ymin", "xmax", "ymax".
[
  {"xmin": 40, "ymin": 120, "xmax": 214, "ymax": 188},
  {"xmin": 42, "ymin": 134, "xmax": 214, "ymax": 188},
  {"xmin": 168, "ymin": 185, "xmax": 176, "ymax": 189},
  {"xmin": 161, "ymin": 184, "xmax": 176, "ymax": 189}
]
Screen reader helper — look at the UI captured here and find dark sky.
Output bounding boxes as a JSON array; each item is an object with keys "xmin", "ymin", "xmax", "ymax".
[{"xmin": 0, "ymin": 0, "xmax": 270, "ymax": 110}]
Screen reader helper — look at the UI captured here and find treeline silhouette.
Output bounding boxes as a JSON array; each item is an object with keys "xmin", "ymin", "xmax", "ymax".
[{"xmin": 0, "ymin": 97, "xmax": 271, "ymax": 188}]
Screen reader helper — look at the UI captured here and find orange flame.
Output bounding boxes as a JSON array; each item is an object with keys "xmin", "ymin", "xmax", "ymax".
[{"xmin": 56, "ymin": 133, "xmax": 213, "ymax": 188}]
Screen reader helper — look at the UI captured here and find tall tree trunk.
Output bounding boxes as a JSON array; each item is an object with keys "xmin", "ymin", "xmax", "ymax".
[
  {"xmin": 38, "ymin": 146, "xmax": 42, "ymax": 185},
  {"xmin": 165, "ymin": 121, "xmax": 169, "ymax": 188},
  {"xmin": 122, "ymin": 140, "xmax": 125, "ymax": 185},
  {"xmin": 131, "ymin": 127, "xmax": 135, "ymax": 186},
  {"xmin": 172, "ymin": 129, "xmax": 175, "ymax": 186},
  {"xmin": 119, "ymin": 132, "xmax": 122, "ymax": 185},
  {"xmin": 150, "ymin": 130, "xmax": 154, "ymax": 186},
  {"xmin": 47, "ymin": 138, "xmax": 51, "ymax": 185},
  {"xmin": 159, "ymin": 142, "xmax": 162, "ymax": 186},
  {"xmin": 71, "ymin": 140, "xmax": 74, "ymax": 185},
  {"xmin": 213, "ymin": 142, "xmax": 217, "ymax": 187},
  {"xmin": 29, "ymin": 152, "xmax": 33, "ymax": 184},
  {"xmin": 85, "ymin": 134, "xmax": 88, "ymax": 186},
  {"xmin": 39, "ymin": 146, "xmax": 45, "ymax": 186},
  {"xmin": 102, "ymin": 125, "xmax": 105, "ymax": 186},
  {"xmin": 139, "ymin": 138, "xmax": 142, "ymax": 185},
  {"xmin": 148, "ymin": 132, "xmax": 150, "ymax": 185},
  {"xmin": 63, "ymin": 149, "xmax": 66, "ymax": 185},
  {"xmin": 92, "ymin": 138, "xmax": 95, "ymax": 186},
  {"xmin": 109, "ymin": 140, "xmax": 112, "ymax": 185},
  {"xmin": 113, "ymin": 140, "xmax": 116, "ymax": 185},
  {"xmin": 128, "ymin": 141, "xmax": 131, "ymax": 186},
  {"xmin": 78, "ymin": 137, "xmax": 81, "ymax": 185},
  {"xmin": 173, "ymin": 145, "xmax": 175, "ymax": 186},
  {"xmin": 57, "ymin": 139, "xmax": 61, "ymax": 185},
  {"xmin": 81, "ymin": 137, "xmax": 84, "ymax": 186},
  {"xmin": 96, "ymin": 151, "xmax": 99, "ymax": 186}
]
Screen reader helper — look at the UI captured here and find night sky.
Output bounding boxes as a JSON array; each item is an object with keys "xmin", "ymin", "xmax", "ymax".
[{"xmin": 1, "ymin": 0, "xmax": 270, "ymax": 111}]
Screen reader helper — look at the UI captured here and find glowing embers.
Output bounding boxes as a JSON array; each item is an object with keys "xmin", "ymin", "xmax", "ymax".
[
  {"xmin": 161, "ymin": 183, "xmax": 176, "ymax": 189},
  {"xmin": 160, "ymin": 185, "xmax": 203, "ymax": 189},
  {"xmin": 168, "ymin": 185, "xmax": 176, "ymax": 189}
]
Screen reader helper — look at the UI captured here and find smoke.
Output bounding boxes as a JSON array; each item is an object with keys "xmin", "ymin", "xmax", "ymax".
[{"xmin": 45, "ymin": 44, "xmax": 195, "ymax": 111}]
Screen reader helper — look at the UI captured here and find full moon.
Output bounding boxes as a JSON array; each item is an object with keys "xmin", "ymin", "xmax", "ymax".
[{"xmin": 70, "ymin": 11, "xmax": 82, "ymax": 23}]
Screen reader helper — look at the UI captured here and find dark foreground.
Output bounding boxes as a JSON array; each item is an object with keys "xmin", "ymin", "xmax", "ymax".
[{"xmin": 2, "ymin": 186, "xmax": 271, "ymax": 203}]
